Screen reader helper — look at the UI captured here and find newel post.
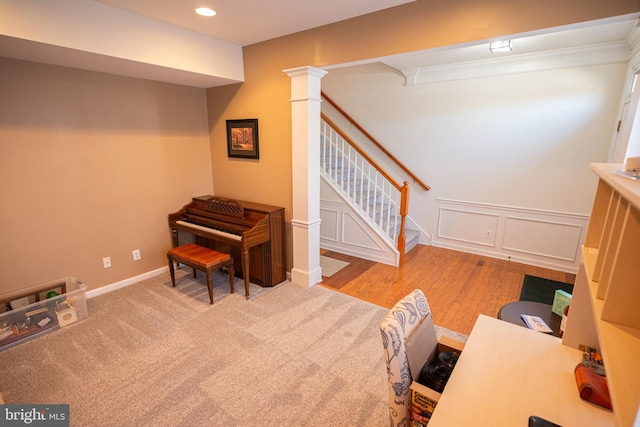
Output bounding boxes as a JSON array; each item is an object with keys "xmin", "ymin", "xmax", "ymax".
[
  {"xmin": 284, "ymin": 66, "xmax": 328, "ymax": 287},
  {"xmin": 398, "ymin": 181, "xmax": 410, "ymax": 265}
]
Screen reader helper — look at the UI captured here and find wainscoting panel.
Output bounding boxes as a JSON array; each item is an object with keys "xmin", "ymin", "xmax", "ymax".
[
  {"xmin": 341, "ymin": 212, "xmax": 384, "ymax": 251},
  {"xmin": 320, "ymin": 200, "xmax": 399, "ymax": 266},
  {"xmin": 502, "ymin": 216, "xmax": 582, "ymax": 262},
  {"xmin": 433, "ymin": 199, "xmax": 589, "ymax": 273},
  {"xmin": 437, "ymin": 208, "xmax": 499, "ymax": 247},
  {"xmin": 319, "ymin": 208, "xmax": 339, "ymax": 242}
]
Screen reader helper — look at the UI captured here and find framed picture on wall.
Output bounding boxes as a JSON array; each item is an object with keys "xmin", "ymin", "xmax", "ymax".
[{"xmin": 226, "ymin": 119, "xmax": 259, "ymax": 159}]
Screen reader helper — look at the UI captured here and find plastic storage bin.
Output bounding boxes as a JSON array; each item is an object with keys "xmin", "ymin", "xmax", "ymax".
[{"xmin": 0, "ymin": 276, "xmax": 88, "ymax": 351}]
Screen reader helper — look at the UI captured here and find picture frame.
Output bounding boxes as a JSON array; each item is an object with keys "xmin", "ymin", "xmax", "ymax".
[{"xmin": 226, "ymin": 119, "xmax": 259, "ymax": 159}]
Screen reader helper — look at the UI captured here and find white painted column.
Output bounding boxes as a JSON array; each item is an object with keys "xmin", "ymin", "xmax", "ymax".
[{"xmin": 284, "ymin": 66, "xmax": 327, "ymax": 287}]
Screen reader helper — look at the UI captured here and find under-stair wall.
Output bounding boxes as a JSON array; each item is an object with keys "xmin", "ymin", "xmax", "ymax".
[{"xmin": 320, "ymin": 179, "xmax": 400, "ymax": 265}]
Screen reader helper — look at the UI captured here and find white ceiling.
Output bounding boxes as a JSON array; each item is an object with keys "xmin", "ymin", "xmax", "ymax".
[
  {"xmin": 377, "ymin": 15, "xmax": 640, "ymax": 85},
  {"xmin": 92, "ymin": 0, "xmax": 416, "ymax": 46},
  {"xmin": 381, "ymin": 17, "xmax": 639, "ymax": 71},
  {"xmin": 1, "ymin": 0, "xmax": 639, "ymax": 88},
  {"xmin": 92, "ymin": 0, "xmax": 640, "ymax": 68}
]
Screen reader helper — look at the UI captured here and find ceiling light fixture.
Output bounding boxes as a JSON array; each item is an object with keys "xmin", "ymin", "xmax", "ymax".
[
  {"xmin": 489, "ymin": 40, "xmax": 512, "ymax": 53},
  {"xmin": 195, "ymin": 7, "xmax": 216, "ymax": 17}
]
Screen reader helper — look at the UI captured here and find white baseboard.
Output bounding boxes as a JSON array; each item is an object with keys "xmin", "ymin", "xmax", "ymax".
[
  {"xmin": 432, "ymin": 240, "xmax": 579, "ymax": 274},
  {"xmin": 86, "ymin": 266, "xmax": 168, "ymax": 299},
  {"xmin": 86, "ymin": 267, "xmax": 293, "ymax": 299}
]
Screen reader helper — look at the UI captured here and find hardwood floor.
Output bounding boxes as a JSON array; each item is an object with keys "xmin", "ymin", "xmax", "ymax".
[{"xmin": 320, "ymin": 245, "xmax": 576, "ymax": 336}]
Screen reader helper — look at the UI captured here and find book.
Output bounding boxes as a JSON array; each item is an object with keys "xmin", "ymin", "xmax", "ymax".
[
  {"xmin": 521, "ymin": 314, "xmax": 553, "ymax": 333},
  {"xmin": 552, "ymin": 289, "xmax": 572, "ymax": 316}
]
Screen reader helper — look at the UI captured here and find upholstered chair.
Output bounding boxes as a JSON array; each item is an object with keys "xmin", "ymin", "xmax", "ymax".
[{"xmin": 380, "ymin": 289, "xmax": 431, "ymax": 427}]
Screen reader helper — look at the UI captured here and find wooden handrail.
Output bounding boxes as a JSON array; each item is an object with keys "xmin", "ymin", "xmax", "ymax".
[{"xmin": 321, "ymin": 91, "xmax": 430, "ymax": 191}]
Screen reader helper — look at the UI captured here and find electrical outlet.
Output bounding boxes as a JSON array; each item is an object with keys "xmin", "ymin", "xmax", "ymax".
[
  {"xmin": 103, "ymin": 257, "xmax": 112, "ymax": 268},
  {"xmin": 132, "ymin": 249, "xmax": 141, "ymax": 261},
  {"xmin": 485, "ymin": 229, "xmax": 492, "ymax": 239}
]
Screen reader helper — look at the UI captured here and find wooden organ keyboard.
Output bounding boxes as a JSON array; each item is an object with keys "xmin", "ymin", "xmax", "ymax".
[{"xmin": 168, "ymin": 196, "xmax": 286, "ymax": 290}]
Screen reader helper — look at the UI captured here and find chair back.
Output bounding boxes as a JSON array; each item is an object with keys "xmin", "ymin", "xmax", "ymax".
[{"xmin": 380, "ymin": 289, "xmax": 431, "ymax": 427}]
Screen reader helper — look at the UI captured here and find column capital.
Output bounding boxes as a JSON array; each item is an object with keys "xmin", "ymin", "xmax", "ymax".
[
  {"xmin": 284, "ymin": 66, "xmax": 327, "ymax": 102},
  {"xmin": 283, "ymin": 66, "xmax": 328, "ymax": 79}
]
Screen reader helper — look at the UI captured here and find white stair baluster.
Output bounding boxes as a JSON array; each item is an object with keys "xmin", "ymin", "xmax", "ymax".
[{"xmin": 320, "ymin": 117, "xmax": 405, "ymax": 248}]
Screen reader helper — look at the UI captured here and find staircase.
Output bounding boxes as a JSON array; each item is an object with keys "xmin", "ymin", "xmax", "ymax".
[{"xmin": 319, "ymin": 115, "xmax": 422, "ymax": 266}]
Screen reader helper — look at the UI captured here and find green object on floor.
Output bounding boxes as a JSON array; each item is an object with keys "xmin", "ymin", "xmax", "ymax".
[{"xmin": 519, "ymin": 275, "xmax": 573, "ymax": 305}]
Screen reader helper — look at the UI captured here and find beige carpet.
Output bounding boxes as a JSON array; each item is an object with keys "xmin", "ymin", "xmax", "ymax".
[
  {"xmin": 0, "ymin": 269, "xmax": 390, "ymax": 426},
  {"xmin": 0, "ymin": 269, "xmax": 467, "ymax": 426},
  {"xmin": 320, "ymin": 255, "xmax": 350, "ymax": 277}
]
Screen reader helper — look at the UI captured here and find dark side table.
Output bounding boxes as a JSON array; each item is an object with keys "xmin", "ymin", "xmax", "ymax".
[{"xmin": 497, "ymin": 301, "xmax": 562, "ymax": 337}]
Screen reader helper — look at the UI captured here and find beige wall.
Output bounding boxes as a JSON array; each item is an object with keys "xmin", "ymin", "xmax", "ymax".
[
  {"xmin": 1, "ymin": 0, "xmax": 638, "ymax": 296},
  {"xmin": 206, "ymin": 0, "xmax": 640, "ymax": 270},
  {"xmin": 0, "ymin": 57, "xmax": 212, "ymax": 295}
]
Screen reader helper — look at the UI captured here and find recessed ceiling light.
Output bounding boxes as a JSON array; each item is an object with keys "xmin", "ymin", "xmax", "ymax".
[{"xmin": 195, "ymin": 7, "xmax": 216, "ymax": 17}]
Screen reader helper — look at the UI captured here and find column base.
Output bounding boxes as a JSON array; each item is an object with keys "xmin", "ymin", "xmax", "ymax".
[{"xmin": 290, "ymin": 266, "xmax": 322, "ymax": 288}]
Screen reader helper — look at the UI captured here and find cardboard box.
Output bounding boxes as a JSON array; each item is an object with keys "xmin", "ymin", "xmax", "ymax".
[
  {"xmin": 0, "ymin": 277, "xmax": 88, "ymax": 351},
  {"xmin": 405, "ymin": 312, "xmax": 465, "ymax": 426},
  {"xmin": 551, "ymin": 289, "xmax": 572, "ymax": 316}
]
